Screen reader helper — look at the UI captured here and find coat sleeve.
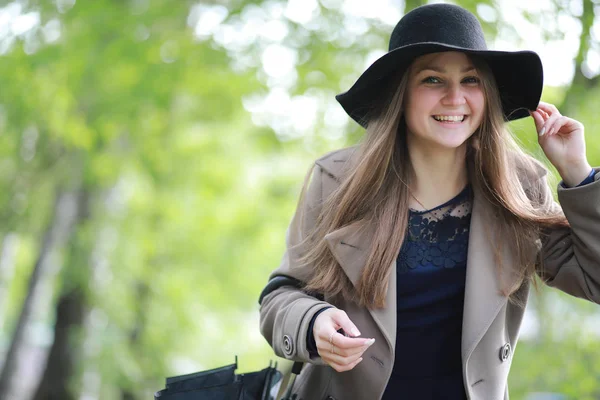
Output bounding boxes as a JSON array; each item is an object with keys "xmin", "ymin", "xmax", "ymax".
[
  {"xmin": 259, "ymin": 163, "xmax": 334, "ymax": 364},
  {"xmin": 537, "ymin": 168, "xmax": 600, "ymax": 303}
]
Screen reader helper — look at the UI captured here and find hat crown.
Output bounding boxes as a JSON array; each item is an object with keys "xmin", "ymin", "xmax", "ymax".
[{"xmin": 389, "ymin": 4, "xmax": 487, "ymax": 52}]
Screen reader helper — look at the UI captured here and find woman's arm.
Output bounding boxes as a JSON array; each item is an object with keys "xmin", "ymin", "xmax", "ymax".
[
  {"xmin": 529, "ymin": 101, "xmax": 600, "ymax": 303},
  {"xmin": 537, "ymin": 169, "xmax": 600, "ymax": 304},
  {"xmin": 259, "ymin": 164, "xmax": 333, "ymax": 364}
]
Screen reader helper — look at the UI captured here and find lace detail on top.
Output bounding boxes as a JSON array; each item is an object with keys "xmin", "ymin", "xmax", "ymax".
[{"xmin": 398, "ymin": 185, "xmax": 473, "ymax": 273}]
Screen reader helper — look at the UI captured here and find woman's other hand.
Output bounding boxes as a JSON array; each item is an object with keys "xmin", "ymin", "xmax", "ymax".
[
  {"xmin": 530, "ymin": 101, "xmax": 592, "ymax": 187},
  {"xmin": 313, "ymin": 308, "xmax": 375, "ymax": 372}
]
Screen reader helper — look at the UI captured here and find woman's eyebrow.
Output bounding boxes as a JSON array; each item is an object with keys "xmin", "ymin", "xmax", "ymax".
[{"xmin": 415, "ymin": 66, "xmax": 476, "ymax": 74}]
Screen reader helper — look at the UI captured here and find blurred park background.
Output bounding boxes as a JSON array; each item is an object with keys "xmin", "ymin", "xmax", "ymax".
[{"xmin": 0, "ymin": 0, "xmax": 598, "ymax": 399}]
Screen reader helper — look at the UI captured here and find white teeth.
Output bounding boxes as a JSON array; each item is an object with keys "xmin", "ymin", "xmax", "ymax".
[{"xmin": 433, "ymin": 115, "xmax": 465, "ymax": 122}]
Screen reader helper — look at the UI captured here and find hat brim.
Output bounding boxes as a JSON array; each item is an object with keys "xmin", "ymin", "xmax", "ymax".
[{"xmin": 335, "ymin": 43, "xmax": 543, "ymax": 128}]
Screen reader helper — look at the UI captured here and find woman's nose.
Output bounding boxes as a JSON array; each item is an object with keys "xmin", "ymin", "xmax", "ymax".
[{"xmin": 441, "ymin": 84, "xmax": 467, "ymax": 106}]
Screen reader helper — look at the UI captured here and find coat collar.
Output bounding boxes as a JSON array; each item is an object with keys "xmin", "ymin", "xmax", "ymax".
[
  {"xmin": 324, "ymin": 221, "xmax": 398, "ymax": 353},
  {"xmin": 316, "ymin": 146, "xmax": 531, "ymax": 362}
]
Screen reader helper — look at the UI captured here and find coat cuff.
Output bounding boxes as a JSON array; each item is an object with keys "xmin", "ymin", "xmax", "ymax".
[
  {"xmin": 557, "ymin": 168, "xmax": 600, "ymax": 213},
  {"xmin": 274, "ymin": 298, "xmax": 332, "ymax": 364}
]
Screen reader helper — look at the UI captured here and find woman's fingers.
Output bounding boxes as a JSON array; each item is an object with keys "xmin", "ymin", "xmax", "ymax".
[
  {"xmin": 532, "ymin": 102, "xmax": 564, "ymax": 136},
  {"xmin": 313, "ymin": 309, "xmax": 374, "ymax": 352},
  {"xmin": 317, "ymin": 335, "xmax": 374, "ymax": 357},
  {"xmin": 323, "ymin": 333, "xmax": 375, "ymax": 349},
  {"xmin": 316, "ymin": 333, "xmax": 374, "ymax": 372},
  {"xmin": 546, "ymin": 116, "xmax": 568, "ymax": 137},
  {"xmin": 329, "ymin": 309, "xmax": 361, "ymax": 337},
  {"xmin": 534, "ymin": 101, "xmax": 582, "ymax": 137},
  {"xmin": 536, "ymin": 101, "xmax": 559, "ymax": 114},
  {"xmin": 542, "ymin": 113, "xmax": 562, "ymax": 136},
  {"xmin": 327, "ymin": 357, "xmax": 364, "ymax": 373},
  {"xmin": 530, "ymin": 110, "xmax": 544, "ymax": 134},
  {"xmin": 325, "ymin": 346, "xmax": 365, "ymax": 360},
  {"xmin": 316, "ymin": 338, "xmax": 360, "ymax": 358},
  {"xmin": 320, "ymin": 350, "xmax": 364, "ymax": 373},
  {"xmin": 539, "ymin": 116, "xmax": 582, "ymax": 139},
  {"xmin": 312, "ymin": 308, "xmax": 375, "ymax": 372}
]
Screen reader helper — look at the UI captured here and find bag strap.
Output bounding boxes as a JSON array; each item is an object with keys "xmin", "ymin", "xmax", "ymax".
[
  {"xmin": 258, "ymin": 275, "xmax": 303, "ymax": 305},
  {"xmin": 281, "ymin": 362, "xmax": 304, "ymax": 400},
  {"xmin": 258, "ymin": 275, "xmax": 324, "ymax": 305}
]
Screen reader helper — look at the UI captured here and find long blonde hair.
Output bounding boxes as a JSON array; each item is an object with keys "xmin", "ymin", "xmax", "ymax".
[{"xmin": 301, "ymin": 54, "xmax": 568, "ymax": 308}]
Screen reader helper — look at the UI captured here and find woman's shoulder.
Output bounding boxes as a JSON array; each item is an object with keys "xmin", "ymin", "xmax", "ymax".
[
  {"xmin": 510, "ymin": 150, "xmax": 549, "ymax": 187},
  {"xmin": 313, "ymin": 145, "xmax": 358, "ymax": 181}
]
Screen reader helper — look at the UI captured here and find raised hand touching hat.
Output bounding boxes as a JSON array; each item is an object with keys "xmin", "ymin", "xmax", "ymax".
[{"xmin": 530, "ymin": 101, "xmax": 592, "ymax": 187}]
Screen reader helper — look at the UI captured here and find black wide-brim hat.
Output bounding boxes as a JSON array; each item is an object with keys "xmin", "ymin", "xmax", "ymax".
[{"xmin": 335, "ymin": 3, "xmax": 543, "ymax": 128}]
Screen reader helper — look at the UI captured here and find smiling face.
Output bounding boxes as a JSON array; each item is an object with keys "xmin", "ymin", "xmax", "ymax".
[{"xmin": 403, "ymin": 51, "xmax": 485, "ymax": 151}]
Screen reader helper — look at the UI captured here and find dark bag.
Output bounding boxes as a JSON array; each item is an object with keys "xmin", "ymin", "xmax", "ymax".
[
  {"xmin": 154, "ymin": 357, "xmax": 285, "ymax": 400},
  {"xmin": 154, "ymin": 275, "xmax": 311, "ymax": 399}
]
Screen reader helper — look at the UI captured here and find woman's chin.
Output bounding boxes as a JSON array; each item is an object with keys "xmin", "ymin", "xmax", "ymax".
[
  {"xmin": 407, "ymin": 128, "xmax": 476, "ymax": 151},
  {"xmin": 425, "ymin": 136, "xmax": 471, "ymax": 151}
]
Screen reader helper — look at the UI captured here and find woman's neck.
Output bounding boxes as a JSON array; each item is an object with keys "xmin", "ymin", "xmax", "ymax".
[{"xmin": 407, "ymin": 144, "xmax": 469, "ymax": 211}]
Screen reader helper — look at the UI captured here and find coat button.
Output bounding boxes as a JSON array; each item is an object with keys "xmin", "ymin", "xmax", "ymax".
[
  {"xmin": 283, "ymin": 335, "xmax": 294, "ymax": 356},
  {"xmin": 499, "ymin": 343, "xmax": 511, "ymax": 362},
  {"xmin": 325, "ymin": 396, "xmax": 336, "ymax": 400}
]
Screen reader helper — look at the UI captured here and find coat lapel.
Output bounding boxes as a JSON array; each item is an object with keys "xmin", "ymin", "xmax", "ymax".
[
  {"xmin": 317, "ymin": 148, "xmax": 397, "ymax": 352},
  {"xmin": 461, "ymin": 190, "xmax": 517, "ymax": 362},
  {"xmin": 324, "ymin": 222, "xmax": 397, "ymax": 353}
]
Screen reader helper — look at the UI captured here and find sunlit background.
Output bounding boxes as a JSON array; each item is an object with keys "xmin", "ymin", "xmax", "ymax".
[{"xmin": 0, "ymin": 0, "xmax": 598, "ymax": 399}]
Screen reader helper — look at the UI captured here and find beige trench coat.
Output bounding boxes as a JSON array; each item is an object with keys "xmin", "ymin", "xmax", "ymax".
[{"xmin": 259, "ymin": 147, "xmax": 600, "ymax": 400}]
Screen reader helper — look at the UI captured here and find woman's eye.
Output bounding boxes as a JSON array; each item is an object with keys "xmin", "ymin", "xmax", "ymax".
[
  {"xmin": 422, "ymin": 76, "xmax": 441, "ymax": 84},
  {"xmin": 462, "ymin": 76, "xmax": 480, "ymax": 84},
  {"xmin": 420, "ymin": 76, "xmax": 479, "ymax": 84}
]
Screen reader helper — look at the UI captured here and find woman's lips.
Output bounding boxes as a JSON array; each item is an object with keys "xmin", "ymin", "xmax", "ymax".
[{"xmin": 432, "ymin": 115, "xmax": 467, "ymax": 122}]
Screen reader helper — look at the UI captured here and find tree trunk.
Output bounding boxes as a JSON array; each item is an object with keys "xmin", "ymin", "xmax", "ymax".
[
  {"xmin": 0, "ymin": 188, "xmax": 84, "ymax": 400},
  {"xmin": 120, "ymin": 281, "xmax": 151, "ymax": 400},
  {"xmin": 0, "ymin": 233, "xmax": 19, "ymax": 334},
  {"xmin": 30, "ymin": 189, "xmax": 90, "ymax": 400},
  {"xmin": 31, "ymin": 288, "xmax": 85, "ymax": 400}
]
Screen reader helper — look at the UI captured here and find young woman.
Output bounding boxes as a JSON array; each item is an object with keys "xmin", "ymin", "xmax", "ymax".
[{"xmin": 259, "ymin": 3, "xmax": 599, "ymax": 400}]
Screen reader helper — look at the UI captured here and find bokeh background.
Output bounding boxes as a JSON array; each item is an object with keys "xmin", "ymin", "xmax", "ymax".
[{"xmin": 0, "ymin": 0, "xmax": 598, "ymax": 399}]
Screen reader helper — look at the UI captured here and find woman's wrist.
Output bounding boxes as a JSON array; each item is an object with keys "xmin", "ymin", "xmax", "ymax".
[{"xmin": 557, "ymin": 161, "xmax": 593, "ymax": 188}]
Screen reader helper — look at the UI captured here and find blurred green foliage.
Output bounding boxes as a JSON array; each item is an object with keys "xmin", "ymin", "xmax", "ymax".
[{"xmin": 0, "ymin": 0, "xmax": 597, "ymax": 399}]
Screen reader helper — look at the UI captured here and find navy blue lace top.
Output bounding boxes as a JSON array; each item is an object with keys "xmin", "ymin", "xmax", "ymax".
[{"xmin": 382, "ymin": 184, "xmax": 472, "ymax": 400}]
